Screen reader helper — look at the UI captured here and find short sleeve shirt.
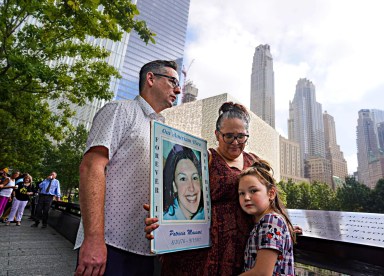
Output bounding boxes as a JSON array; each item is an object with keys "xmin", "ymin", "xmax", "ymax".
[
  {"xmin": 244, "ymin": 213, "xmax": 295, "ymax": 275},
  {"xmin": 74, "ymin": 96, "xmax": 164, "ymax": 256}
]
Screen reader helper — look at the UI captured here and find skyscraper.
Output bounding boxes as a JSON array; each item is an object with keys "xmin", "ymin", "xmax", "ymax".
[
  {"xmin": 250, "ymin": 44, "xmax": 275, "ymax": 128},
  {"xmin": 181, "ymin": 81, "xmax": 198, "ymax": 103},
  {"xmin": 115, "ymin": 0, "xmax": 190, "ymax": 101},
  {"xmin": 356, "ymin": 109, "xmax": 384, "ymax": 188},
  {"xmin": 288, "ymin": 78, "xmax": 328, "ymax": 184},
  {"xmin": 323, "ymin": 111, "xmax": 348, "ymax": 189}
]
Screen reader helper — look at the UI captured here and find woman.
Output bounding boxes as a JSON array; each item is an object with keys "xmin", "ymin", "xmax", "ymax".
[
  {"xmin": 6, "ymin": 174, "xmax": 34, "ymax": 226},
  {"xmin": 0, "ymin": 171, "xmax": 20, "ymax": 217},
  {"xmin": 163, "ymin": 144, "xmax": 204, "ymax": 220},
  {"xmin": 146, "ymin": 102, "xmax": 260, "ymax": 275}
]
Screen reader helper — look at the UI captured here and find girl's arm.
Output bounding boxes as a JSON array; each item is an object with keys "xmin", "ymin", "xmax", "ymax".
[{"xmin": 240, "ymin": 248, "xmax": 278, "ymax": 276}]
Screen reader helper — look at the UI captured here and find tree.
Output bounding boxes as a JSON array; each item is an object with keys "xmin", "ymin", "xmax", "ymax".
[
  {"xmin": 370, "ymin": 179, "xmax": 384, "ymax": 213},
  {"xmin": 308, "ymin": 181, "xmax": 338, "ymax": 210},
  {"xmin": 42, "ymin": 124, "xmax": 87, "ymax": 197},
  {"xmin": 279, "ymin": 180, "xmax": 338, "ymax": 211},
  {"xmin": 0, "ymin": 0, "xmax": 155, "ymax": 170},
  {"xmin": 336, "ymin": 176, "xmax": 371, "ymax": 212}
]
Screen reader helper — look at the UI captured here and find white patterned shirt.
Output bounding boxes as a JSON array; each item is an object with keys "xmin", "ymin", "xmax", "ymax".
[{"xmin": 74, "ymin": 95, "xmax": 164, "ymax": 255}]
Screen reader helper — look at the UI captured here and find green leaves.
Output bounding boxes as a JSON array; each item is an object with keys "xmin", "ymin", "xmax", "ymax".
[
  {"xmin": 0, "ymin": 0, "xmax": 154, "ymax": 174},
  {"xmin": 280, "ymin": 177, "xmax": 384, "ymax": 213}
]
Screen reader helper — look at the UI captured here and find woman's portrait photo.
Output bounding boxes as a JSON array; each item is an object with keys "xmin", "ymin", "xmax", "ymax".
[{"xmin": 163, "ymin": 143, "xmax": 205, "ymax": 221}]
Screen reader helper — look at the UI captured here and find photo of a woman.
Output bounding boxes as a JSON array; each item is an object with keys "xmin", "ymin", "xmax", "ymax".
[{"xmin": 163, "ymin": 144, "xmax": 205, "ymax": 220}]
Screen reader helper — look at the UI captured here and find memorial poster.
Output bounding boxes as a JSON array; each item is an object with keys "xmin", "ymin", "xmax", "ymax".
[{"xmin": 150, "ymin": 121, "xmax": 211, "ymax": 254}]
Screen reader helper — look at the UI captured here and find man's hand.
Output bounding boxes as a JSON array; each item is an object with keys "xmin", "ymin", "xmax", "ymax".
[
  {"xmin": 75, "ymin": 238, "xmax": 107, "ymax": 276},
  {"xmin": 143, "ymin": 204, "xmax": 159, "ymax": 240}
]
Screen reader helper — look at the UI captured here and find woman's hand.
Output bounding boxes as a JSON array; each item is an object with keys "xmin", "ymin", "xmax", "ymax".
[{"xmin": 143, "ymin": 204, "xmax": 159, "ymax": 240}]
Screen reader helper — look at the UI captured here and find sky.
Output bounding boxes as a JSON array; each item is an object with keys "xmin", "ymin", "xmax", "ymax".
[{"xmin": 182, "ymin": 0, "xmax": 384, "ymax": 174}]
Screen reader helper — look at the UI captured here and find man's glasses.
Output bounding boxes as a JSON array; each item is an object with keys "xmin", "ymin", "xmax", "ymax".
[
  {"xmin": 218, "ymin": 130, "xmax": 249, "ymax": 144},
  {"xmin": 153, "ymin": 73, "xmax": 180, "ymax": 89}
]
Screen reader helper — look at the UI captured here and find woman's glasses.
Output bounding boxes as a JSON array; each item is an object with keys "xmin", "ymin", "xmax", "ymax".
[{"xmin": 218, "ymin": 130, "xmax": 249, "ymax": 144}]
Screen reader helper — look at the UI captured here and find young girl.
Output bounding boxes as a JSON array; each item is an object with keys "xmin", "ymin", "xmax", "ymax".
[{"xmin": 238, "ymin": 160, "xmax": 295, "ymax": 276}]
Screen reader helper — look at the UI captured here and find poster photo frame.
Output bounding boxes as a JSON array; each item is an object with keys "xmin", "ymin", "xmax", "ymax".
[{"xmin": 150, "ymin": 121, "xmax": 211, "ymax": 254}]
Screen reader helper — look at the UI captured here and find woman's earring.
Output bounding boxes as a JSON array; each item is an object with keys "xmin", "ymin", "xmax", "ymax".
[{"xmin": 215, "ymin": 140, "xmax": 219, "ymax": 146}]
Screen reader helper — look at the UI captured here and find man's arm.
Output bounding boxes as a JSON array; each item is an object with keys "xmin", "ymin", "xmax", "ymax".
[
  {"xmin": 75, "ymin": 146, "xmax": 109, "ymax": 276},
  {"xmin": 54, "ymin": 179, "xmax": 61, "ymax": 201}
]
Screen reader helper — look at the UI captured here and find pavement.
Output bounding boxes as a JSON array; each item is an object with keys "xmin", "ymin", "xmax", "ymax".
[{"xmin": 0, "ymin": 209, "xmax": 77, "ymax": 276}]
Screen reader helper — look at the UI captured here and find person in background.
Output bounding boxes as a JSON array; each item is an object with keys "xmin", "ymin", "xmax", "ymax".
[
  {"xmin": 238, "ymin": 160, "xmax": 295, "ymax": 276},
  {"xmin": 29, "ymin": 179, "xmax": 40, "ymax": 220},
  {"xmin": 31, "ymin": 171, "xmax": 61, "ymax": 228},
  {"xmin": 0, "ymin": 170, "xmax": 20, "ymax": 217},
  {"xmin": 74, "ymin": 60, "xmax": 181, "ymax": 276},
  {"xmin": 6, "ymin": 174, "xmax": 34, "ymax": 226},
  {"xmin": 163, "ymin": 145, "xmax": 204, "ymax": 220}
]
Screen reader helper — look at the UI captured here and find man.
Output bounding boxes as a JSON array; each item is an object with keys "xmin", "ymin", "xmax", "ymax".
[
  {"xmin": 74, "ymin": 60, "xmax": 181, "ymax": 276},
  {"xmin": 31, "ymin": 171, "xmax": 61, "ymax": 228}
]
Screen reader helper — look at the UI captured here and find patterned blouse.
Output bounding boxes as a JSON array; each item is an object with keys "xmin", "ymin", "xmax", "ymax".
[{"xmin": 244, "ymin": 213, "xmax": 295, "ymax": 275}]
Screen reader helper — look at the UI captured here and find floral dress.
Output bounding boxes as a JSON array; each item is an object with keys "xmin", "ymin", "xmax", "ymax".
[
  {"xmin": 161, "ymin": 149, "xmax": 258, "ymax": 276},
  {"xmin": 244, "ymin": 213, "xmax": 295, "ymax": 275}
]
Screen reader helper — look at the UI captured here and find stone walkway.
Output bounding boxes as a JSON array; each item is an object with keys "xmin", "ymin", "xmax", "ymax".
[{"xmin": 0, "ymin": 210, "xmax": 77, "ymax": 276}]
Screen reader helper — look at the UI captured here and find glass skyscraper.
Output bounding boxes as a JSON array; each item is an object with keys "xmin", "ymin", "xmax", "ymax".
[
  {"xmin": 356, "ymin": 109, "xmax": 384, "ymax": 188},
  {"xmin": 288, "ymin": 78, "xmax": 326, "ymax": 177},
  {"xmin": 250, "ymin": 44, "xmax": 275, "ymax": 128},
  {"xmin": 115, "ymin": 0, "xmax": 190, "ymax": 101}
]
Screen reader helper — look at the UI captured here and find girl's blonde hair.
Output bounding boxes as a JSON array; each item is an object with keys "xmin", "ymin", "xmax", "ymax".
[{"xmin": 239, "ymin": 159, "xmax": 296, "ymax": 243}]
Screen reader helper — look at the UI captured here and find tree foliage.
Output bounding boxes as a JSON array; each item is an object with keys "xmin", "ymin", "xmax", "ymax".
[
  {"xmin": 280, "ymin": 177, "xmax": 384, "ymax": 214},
  {"xmin": 39, "ymin": 124, "xmax": 87, "ymax": 196},
  {"xmin": 370, "ymin": 179, "xmax": 384, "ymax": 213},
  {"xmin": 336, "ymin": 176, "xmax": 372, "ymax": 212},
  {"xmin": 0, "ymin": 0, "xmax": 155, "ymax": 170}
]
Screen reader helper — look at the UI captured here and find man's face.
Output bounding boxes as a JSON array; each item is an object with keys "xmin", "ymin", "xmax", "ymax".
[{"xmin": 151, "ymin": 67, "xmax": 181, "ymax": 112}]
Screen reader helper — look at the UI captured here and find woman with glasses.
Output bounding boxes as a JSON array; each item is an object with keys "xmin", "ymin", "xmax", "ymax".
[{"xmin": 147, "ymin": 102, "xmax": 261, "ymax": 275}]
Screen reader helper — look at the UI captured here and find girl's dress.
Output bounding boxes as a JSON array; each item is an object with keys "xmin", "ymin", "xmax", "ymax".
[
  {"xmin": 161, "ymin": 149, "xmax": 257, "ymax": 276},
  {"xmin": 244, "ymin": 213, "xmax": 295, "ymax": 275}
]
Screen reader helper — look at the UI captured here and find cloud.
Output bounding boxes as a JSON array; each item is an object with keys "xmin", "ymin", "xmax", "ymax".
[{"xmin": 184, "ymin": 0, "xmax": 384, "ymax": 173}]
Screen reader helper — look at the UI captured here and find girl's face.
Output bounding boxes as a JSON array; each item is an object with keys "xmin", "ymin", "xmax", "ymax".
[
  {"xmin": 238, "ymin": 175, "xmax": 275, "ymax": 220},
  {"xmin": 215, "ymin": 118, "xmax": 248, "ymax": 160},
  {"xmin": 173, "ymin": 158, "xmax": 201, "ymax": 219}
]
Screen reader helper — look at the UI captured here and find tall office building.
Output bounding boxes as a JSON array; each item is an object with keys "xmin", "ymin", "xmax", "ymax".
[
  {"xmin": 356, "ymin": 109, "xmax": 384, "ymax": 188},
  {"xmin": 115, "ymin": 0, "xmax": 190, "ymax": 101},
  {"xmin": 181, "ymin": 81, "xmax": 198, "ymax": 103},
  {"xmin": 323, "ymin": 111, "xmax": 348, "ymax": 189},
  {"xmin": 288, "ymin": 78, "xmax": 328, "ymax": 184},
  {"xmin": 250, "ymin": 44, "xmax": 275, "ymax": 128}
]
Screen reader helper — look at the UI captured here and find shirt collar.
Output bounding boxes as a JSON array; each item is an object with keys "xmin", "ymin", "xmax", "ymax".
[{"xmin": 135, "ymin": 95, "xmax": 165, "ymax": 122}]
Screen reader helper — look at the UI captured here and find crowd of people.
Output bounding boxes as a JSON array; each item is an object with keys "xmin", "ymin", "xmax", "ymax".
[
  {"xmin": 74, "ymin": 59, "xmax": 300, "ymax": 276},
  {"xmin": 0, "ymin": 170, "xmax": 61, "ymax": 228}
]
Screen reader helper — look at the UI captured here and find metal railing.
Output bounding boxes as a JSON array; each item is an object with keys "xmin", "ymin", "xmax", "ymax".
[{"xmin": 49, "ymin": 203, "xmax": 384, "ymax": 275}]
